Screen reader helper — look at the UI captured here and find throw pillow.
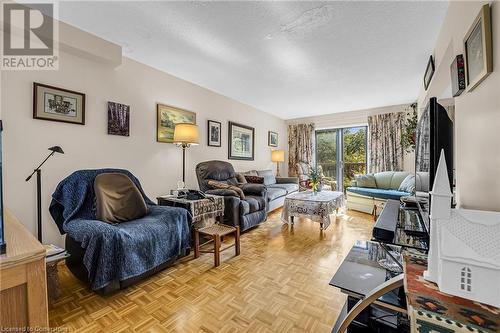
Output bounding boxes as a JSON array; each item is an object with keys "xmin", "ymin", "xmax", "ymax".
[
  {"xmin": 257, "ymin": 170, "xmax": 277, "ymax": 185},
  {"xmin": 94, "ymin": 173, "xmax": 148, "ymax": 224},
  {"xmin": 399, "ymin": 174, "xmax": 416, "ymax": 194},
  {"xmin": 207, "ymin": 180, "xmax": 245, "ymax": 199},
  {"xmin": 355, "ymin": 174, "xmax": 377, "ymax": 188},
  {"xmin": 235, "ymin": 172, "xmax": 247, "ymax": 184},
  {"xmin": 244, "ymin": 175, "xmax": 264, "ymax": 184}
]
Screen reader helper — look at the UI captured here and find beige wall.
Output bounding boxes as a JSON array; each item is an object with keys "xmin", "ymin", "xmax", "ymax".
[
  {"xmin": 417, "ymin": 1, "xmax": 500, "ymax": 211},
  {"xmin": 1, "ymin": 29, "xmax": 287, "ymax": 246},
  {"xmin": 287, "ymin": 103, "xmax": 416, "ymax": 172}
]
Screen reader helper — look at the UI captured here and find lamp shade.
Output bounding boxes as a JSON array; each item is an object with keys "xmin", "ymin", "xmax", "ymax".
[
  {"xmin": 271, "ymin": 150, "xmax": 285, "ymax": 162},
  {"xmin": 173, "ymin": 123, "xmax": 199, "ymax": 145}
]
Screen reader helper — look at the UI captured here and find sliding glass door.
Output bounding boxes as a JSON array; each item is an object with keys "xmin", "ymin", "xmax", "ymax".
[{"xmin": 315, "ymin": 126, "xmax": 367, "ymax": 191}]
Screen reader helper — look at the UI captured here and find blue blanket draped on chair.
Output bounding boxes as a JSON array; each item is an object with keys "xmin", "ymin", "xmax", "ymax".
[{"xmin": 49, "ymin": 169, "xmax": 191, "ymax": 291}]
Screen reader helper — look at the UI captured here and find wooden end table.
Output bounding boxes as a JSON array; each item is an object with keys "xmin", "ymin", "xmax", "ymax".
[{"xmin": 194, "ymin": 224, "xmax": 240, "ymax": 267}]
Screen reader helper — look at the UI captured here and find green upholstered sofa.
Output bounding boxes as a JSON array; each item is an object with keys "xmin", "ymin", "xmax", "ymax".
[{"xmin": 346, "ymin": 171, "xmax": 414, "ymax": 214}]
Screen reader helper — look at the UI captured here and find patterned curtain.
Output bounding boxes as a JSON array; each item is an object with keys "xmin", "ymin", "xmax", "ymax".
[
  {"xmin": 368, "ymin": 113, "xmax": 404, "ymax": 173},
  {"xmin": 288, "ymin": 123, "xmax": 314, "ymax": 176}
]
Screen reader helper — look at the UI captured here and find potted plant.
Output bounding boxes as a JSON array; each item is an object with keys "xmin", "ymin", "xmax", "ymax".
[{"xmin": 309, "ymin": 167, "xmax": 322, "ymax": 194}]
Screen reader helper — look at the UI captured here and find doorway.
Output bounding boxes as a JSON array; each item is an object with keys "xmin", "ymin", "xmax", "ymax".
[{"xmin": 315, "ymin": 126, "xmax": 367, "ymax": 191}]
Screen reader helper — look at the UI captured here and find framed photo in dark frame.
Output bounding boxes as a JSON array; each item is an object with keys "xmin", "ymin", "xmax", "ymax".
[
  {"xmin": 228, "ymin": 121, "xmax": 254, "ymax": 160},
  {"xmin": 268, "ymin": 131, "xmax": 278, "ymax": 147},
  {"xmin": 33, "ymin": 82, "xmax": 86, "ymax": 125},
  {"xmin": 423, "ymin": 56, "xmax": 435, "ymax": 90},
  {"xmin": 450, "ymin": 55, "xmax": 466, "ymax": 97},
  {"xmin": 207, "ymin": 120, "xmax": 221, "ymax": 147}
]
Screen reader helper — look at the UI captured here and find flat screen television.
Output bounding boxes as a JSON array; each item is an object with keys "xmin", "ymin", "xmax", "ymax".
[
  {"xmin": 0, "ymin": 120, "xmax": 5, "ymax": 254},
  {"xmin": 415, "ymin": 97, "xmax": 453, "ymax": 229}
]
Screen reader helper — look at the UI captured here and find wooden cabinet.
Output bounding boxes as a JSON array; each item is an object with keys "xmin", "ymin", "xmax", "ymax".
[{"xmin": 0, "ymin": 210, "xmax": 48, "ymax": 329}]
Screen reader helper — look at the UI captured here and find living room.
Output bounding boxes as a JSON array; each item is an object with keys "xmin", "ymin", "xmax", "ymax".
[{"xmin": 1, "ymin": 1, "xmax": 499, "ymax": 332}]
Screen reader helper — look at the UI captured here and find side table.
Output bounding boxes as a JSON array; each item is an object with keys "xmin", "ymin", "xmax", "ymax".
[
  {"xmin": 46, "ymin": 253, "xmax": 70, "ymax": 299},
  {"xmin": 194, "ymin": 224, "xmax": 240, "ymax": 267},
  {"xmin": 157, "ymin": 194, "xmax": 224, "ymax": 230}
]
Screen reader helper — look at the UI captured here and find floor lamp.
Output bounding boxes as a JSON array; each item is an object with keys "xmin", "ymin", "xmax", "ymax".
[
  {"xmin": 272, "ymin": 150, "xmax": 285, "ymax": 177},
  {"xmin": 173, "ymin": 124, "xmax": 199, "ymax": 184},
  {"xmin": 25, "ymin": 146, "xmax": 64, "ymax": 242}
]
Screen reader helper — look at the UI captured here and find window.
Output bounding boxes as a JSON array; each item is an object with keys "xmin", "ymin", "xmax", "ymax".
[
  {"xmin": 460, "ymin": 267, "xmax": 472, "ymax": 292},
  {"xmin": 315, "ymin": 126, "xmax": 367, "ymax": 191}
]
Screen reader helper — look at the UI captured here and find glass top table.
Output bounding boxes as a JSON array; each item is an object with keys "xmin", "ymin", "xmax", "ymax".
[{"xmin": 329, "ymin": 240, "xmax": 406, "ymax": 311}]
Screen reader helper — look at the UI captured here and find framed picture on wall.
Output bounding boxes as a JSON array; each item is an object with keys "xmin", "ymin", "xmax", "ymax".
[
  {"xmin": 464, "ymin": 4, "xmax": 493, "ymax": 91},
  {"xmin": 423, "ymin": 56, "xmax": 435, "ymax": 90},
  {"xmin": 33, "ymin": 82, "xmax": 85, "ymax": 125},
  {"xmin": 268, "ymin": 131, "xmax": 278, "ymax": 147},
  {"xmin": 207, "ymin": 120, "xmax": 221, "ymax": 147},
  {"xmin": 156, "ymin": 103, "xmax": 196, "ymax": 143},
  {"xmin": 107, "ymin": 101, "xmax": 130, "ymax": 136},
  {"xmin": 228, "ymin": 121, "xmax": 254, "ymax": 160}
]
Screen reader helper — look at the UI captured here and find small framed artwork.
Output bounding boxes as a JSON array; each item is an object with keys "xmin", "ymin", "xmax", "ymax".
[
  {"xmin": 464, "ymin": 4, "xmax": 492, "ymax": 91},
  {"xmin": 207, "ymin": 120, "xmax": 221, "ymax": 147},
  {"xmin": 450, "ymin": 55, "xmax": 466, "ymax": 97},
  {"xmin": 423, "ymin": 56, "xmax": 435, "ymax": 90},
  {"xmin": 33, "ymin": 82, "xmax": 85, "ymax": 125},
  {"xmin": 228, "ymin": 121, "xmax": 254, "ymax": 161},
  {"xmin": 268, "ymin": 131, "xmax": 278, "ymax": 147},
  {"xmin": 108, "ymin": 101, "xmax": 130, "ymax": 136},
  {"xmin": 157, "ymin": 103, "xmax": 196, "ymax": 143}
]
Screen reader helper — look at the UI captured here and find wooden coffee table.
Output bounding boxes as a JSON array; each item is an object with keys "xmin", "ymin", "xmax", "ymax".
[{"xmin": 281, "ymin": 190, "xmax": 345, "ymax": 230}]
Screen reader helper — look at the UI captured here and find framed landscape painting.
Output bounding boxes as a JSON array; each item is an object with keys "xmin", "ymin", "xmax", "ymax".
[
  {"xmin": 228, "ymin": 122, "xmax": 254, "ymax": 160},
  {"xmin": 157, "ymin": 103, "xmax": 196, "ymax": 143},
  {"xmin": 33, "ymin": 82, "xmax": 85, "ymax": 125},
  {"xmin": 207, "ymin": 120, "xmax": 221, "ymax": 147},
  {"xmin": 268, "ymin": 131, "xmax": 278, "ymax": 147},
  {"xmin": 108, "ymin": 101, "xmax": 130, "ymax": 136},
  {"xmin": 464, "ymin": 4, "xmax": 492, "ymax": 91}
]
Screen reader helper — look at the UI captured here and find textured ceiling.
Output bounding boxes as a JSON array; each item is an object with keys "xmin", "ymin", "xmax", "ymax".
[{"xmin": 55, "ymin": 1, "xmax": 449, "ymax": 119}]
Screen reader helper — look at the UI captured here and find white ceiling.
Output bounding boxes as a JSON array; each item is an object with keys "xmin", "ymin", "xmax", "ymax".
[{"xmin": 55, "ymin": 1, "xmax": 449, "ymax": 119}]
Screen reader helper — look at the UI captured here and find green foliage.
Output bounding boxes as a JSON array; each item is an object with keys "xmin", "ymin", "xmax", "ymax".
[{"xmin": 402, "ymin": 102, "xmax": 418, "ymax": 153}]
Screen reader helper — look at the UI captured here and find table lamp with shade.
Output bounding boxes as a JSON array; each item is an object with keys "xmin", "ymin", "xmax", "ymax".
[
  {"xmin": 271, "ymin": 150, "xmax": 285, "ymax": 177},
  {"xmin": 173, "ymin": 123, "xmax": 199, "ymax": 184}
]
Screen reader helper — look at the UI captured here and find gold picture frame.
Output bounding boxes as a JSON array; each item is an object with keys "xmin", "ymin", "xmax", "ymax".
[
  {"xmin": 156, "ymin": 103, "xmax": 196, "ymax": 143},
  {"xmin": 463, "ymin": 4, "xmax": 493, "ymax": 92}
]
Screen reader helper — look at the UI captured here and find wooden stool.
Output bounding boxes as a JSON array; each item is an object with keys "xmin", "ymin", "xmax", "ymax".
[{"xmin": 194, "ymin": 224, "xmax": 240, "ymax": 267}]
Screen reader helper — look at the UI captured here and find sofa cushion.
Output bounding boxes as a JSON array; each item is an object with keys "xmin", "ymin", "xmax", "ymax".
[
  {"xmin": 355, "ymin": 174, "xmax": 377, "ymax": 188},
  {"xmin": 244, "ymin": 175, "xmax": 264, "ymax": 184},
  {"xmin": 390, "ymin": 172, "xmax": 411, "ymax": 189},
  {"xmin": 398, "ymin": 174, "xmax": 415, "ymax": 194},
  {"xmin": 257, "ymin": 170, "xmax": 276, "ymax": 185},
  {"xmin": 268, "ymin": 183, "xmax": 299, "ymax": 194},
  {"xmin": 240, "ymin": 195, "xmax": 266, "ymax": 214},
  {"xmin": 347, "ymin": 187, "xmax": 410, "ymax": 201},
  {"xmin": 267, "ymin": 187, "xmax": 287, "ymax": 201},
  {"xmin": 373, "ymin": 171, "xmax": 410, "ymax": 190}
]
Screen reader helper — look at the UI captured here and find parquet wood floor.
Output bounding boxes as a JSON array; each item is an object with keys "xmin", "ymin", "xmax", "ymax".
[{"xmin": 49, "ymin": 209, "xmax": 374, "ymax": 333}]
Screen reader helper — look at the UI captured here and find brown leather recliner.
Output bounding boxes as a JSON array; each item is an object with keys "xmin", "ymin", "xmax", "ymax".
[{"xmin": 196, "ymin": 160, "xmax": 267, "ymax": 231}]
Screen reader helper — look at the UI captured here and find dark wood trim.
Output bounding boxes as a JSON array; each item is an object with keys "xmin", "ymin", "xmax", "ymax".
[
  {"xmin": 268, "ymin": 131, "xmax": 278, "ymax": 147},
  {"xmin": 33, "ymin": 82, "xmax": 86, "ymax": 125},
  {"xmin": 207, "ymin": 120, "xmax": 222, "ymax": 147},
  {"xmin": 228, "ymin": 121, "xmax": 255, "ymax": 161}
]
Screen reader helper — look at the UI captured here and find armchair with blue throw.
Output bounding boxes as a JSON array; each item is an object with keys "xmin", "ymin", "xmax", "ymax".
[{"xmin": 49, "ymin": 169, "xmax": 191, "ymax": 293}]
